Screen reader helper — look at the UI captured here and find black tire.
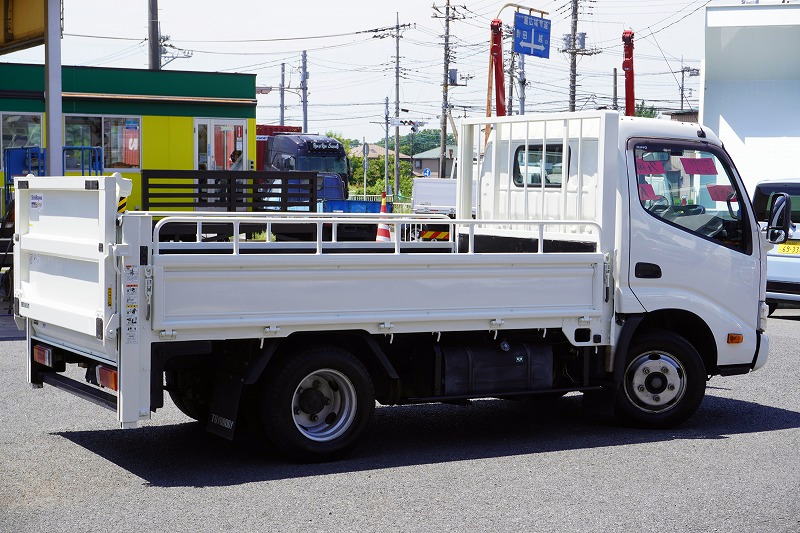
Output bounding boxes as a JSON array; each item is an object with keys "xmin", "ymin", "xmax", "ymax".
[
  {"xmin": 258, "ymin": 346, "xmax": 375, "ymax": 462},
  {"xmin": 613, "ymin": 330, "xmax": 706, "ymax": 428},
  {"xmin": 165, "ymin": 369, "xmax": 212, "ymax": 422}
]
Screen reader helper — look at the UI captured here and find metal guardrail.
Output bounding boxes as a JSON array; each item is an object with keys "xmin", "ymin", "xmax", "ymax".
[{"xmin": 141, "ymin": 169, "xmax": 319, "ymax": 212}]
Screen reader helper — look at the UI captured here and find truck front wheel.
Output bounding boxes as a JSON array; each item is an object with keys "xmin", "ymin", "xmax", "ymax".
[
  {"xmin": 614, "ymin": 330, "xmax": 706, "ymax": 428},
  {"xmin": 258, "ymin": 346, "xmax": 375, "ymax": 462}
]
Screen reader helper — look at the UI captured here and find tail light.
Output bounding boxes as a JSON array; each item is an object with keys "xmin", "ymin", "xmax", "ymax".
[
  {"xmin": 96, "ymin": 366, "xmax": 118, "ymax": 391},
  {"xmin": 33, "ymin": 345, "xmax": 54, "ymax": 366}
]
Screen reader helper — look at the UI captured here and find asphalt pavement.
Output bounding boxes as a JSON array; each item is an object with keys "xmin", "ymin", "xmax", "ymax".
[{"xmin": 1, "ymin": 313, "xmax": 798, "ymax": 532}]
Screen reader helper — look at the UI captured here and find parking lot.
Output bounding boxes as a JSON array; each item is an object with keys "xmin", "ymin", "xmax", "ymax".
[{"xmin": 1, "ymin": 313, "xmax": 798, "ymax": 532}]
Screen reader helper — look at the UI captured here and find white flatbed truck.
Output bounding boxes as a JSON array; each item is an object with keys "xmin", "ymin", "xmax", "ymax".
[{"xmin": 13, "ymin": 111, "xmax": 790, "ymax": 461}]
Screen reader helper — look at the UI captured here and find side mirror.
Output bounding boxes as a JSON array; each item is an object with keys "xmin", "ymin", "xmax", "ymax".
[{"xmin": 767, "ymin": 193, "xmax": 792, "ymax": 244}]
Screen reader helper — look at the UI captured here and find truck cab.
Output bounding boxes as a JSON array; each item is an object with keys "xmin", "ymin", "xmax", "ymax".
[{"xmin": 264, "ymin": 134, "xmax": 350, "ymax": 200}]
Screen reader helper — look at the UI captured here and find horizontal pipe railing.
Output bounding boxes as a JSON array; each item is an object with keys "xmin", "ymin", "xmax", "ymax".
[{"xmin": 152, "ymin": 215, "xmax": 601, "ymax": 256}]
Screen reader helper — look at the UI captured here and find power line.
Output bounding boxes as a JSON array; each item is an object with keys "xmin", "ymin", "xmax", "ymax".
[
  {"xmin": 170, "ymin": 25, "xmax": 401, "ymax": 43},
  {"xmin": 64, "ymin": 33, "xmax": 145, "ymax": 41}
]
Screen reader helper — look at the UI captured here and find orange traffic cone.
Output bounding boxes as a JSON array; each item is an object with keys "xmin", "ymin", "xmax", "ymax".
[{"xmin": 376, "ymin": 192, "xmax": 392, "ymax": 242}]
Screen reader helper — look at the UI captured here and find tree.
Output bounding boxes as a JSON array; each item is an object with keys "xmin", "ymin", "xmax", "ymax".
[
  {"xmin": 635, "ymin": 100, "xmax": 658, "ymax": 118},
  {"xmin": 375, "ymin": 129, "xmax": 456, "ymax": 156},
  {"xmin": 348, "ymin": 155, "xmax": 414, "ymax": 197},
  {"xmin": 324, "ymin": 131, "xmax": 352, "ymax": 152}
]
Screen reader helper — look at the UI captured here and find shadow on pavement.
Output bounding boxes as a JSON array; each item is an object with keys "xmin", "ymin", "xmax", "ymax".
[
  {"xmin": 56, "ymin": 394, "xmax": 800, "ymax": 488},
  {"xmin": 0, "ymin": 314, "xmax": 24, "ymax": 341}
]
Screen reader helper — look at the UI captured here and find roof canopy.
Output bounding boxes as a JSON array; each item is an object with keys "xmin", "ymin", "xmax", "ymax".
[{"xmin": 0, "ymin": 62, "xmax": 256, "ymax": 118}]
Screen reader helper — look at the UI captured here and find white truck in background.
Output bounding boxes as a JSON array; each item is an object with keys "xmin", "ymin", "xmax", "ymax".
[
  {"xmin": 13, "ymin": 111, "xmax": 789, "ymax": 462},
  {"xmin": 702, "ymin": 0, "xmax": 800, "ymax": 311},
  {"xmin": 412, "ymin": 177, "xmax": 458, "ymax": 216}
]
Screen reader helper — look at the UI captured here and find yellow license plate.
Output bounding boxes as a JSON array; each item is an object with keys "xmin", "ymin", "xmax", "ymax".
[{"xmin": 777, "ymin": 240, "xmax": 800, "ymax": 255}]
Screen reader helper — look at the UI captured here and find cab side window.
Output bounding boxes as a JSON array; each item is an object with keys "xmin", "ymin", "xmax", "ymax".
[
  {"xmin": 512, "ymin": 143, "xmax": 566, "ymax": 188},
  {"xmin": 634, "ymin": 144, "xmax": 749, "ymax": 253}
]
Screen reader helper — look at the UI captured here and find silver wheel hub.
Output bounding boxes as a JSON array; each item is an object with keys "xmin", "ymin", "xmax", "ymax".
[
  {"xmin": 624, "ymin": 351, "xmax": 686, "ymax": 413},
  {"xmin": 291, "ymin": 368, "xmax": 357, "ymax": 442}
]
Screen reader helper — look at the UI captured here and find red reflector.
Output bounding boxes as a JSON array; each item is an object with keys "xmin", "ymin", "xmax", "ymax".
[
  {"xmin": 33, "ymin": 345, "xmax": 53, "ymax": 367},
  {"xmin": 97, "ymin": 366, "xmax": 118, "ymax": 391}
]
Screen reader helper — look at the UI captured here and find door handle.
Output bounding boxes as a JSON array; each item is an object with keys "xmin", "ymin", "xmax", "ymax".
[{"xmin": 635, "ymin": 262, "xmax": 662, "ymax": 279}]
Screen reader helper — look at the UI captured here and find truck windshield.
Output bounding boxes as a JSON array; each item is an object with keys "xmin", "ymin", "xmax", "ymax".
[
  {"xmin": 297, "ymin": 156, "xmax": 348, "ymax": 174},
  {"xmin": 634, "ymin": 143, "xmax": 748, "ymax": 252}
]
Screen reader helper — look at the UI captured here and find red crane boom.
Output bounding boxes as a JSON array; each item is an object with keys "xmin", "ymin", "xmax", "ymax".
[{"xmin": 622, "ymin": 30, "xmax": 635, "ymax": 116}]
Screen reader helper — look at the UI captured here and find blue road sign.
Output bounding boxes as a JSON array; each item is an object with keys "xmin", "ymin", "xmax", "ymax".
[
  {"xmin": 422, "ymin": 167, "xmax": 431, "ymax": 177},
  {"xmin": 513, "ymin": 12, "xmax": 551, "ymax": 58}
]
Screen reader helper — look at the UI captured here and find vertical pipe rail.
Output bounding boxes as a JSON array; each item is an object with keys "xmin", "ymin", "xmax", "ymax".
[
  {"xmin": 576, "ymin": 119, "xmax": 584, "ymax": 226},
  {"xmin": 476, "ymin": 124, "xmax": 484, "ymax": 222},
  {"xmin": 560, "ymin": 119, "xmax": 570, "ymax": 226},
  {"xmin": 537, "ymin": 223, "xmax": 544, "ymax": 254},
  {"xmin": 523, "ymin": 121, "xmax": 529, "ymax": 222},
  {"xmin": 492, "ymin": 119, "xmax": 501, "ymax": 223},
  {"xmin": 468, "ymin": 224, "xmax": 475, "ymax": 254},
  {"xmin": 505, "ymin": 122, "xmax": 513, "ymax": 227},
  {"xmin": 540, "ymin": 121, "xmax": 547, "ymax": 223}
]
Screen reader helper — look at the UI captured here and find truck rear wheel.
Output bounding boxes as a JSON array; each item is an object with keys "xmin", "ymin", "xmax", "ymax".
[
  {"xmin": 614, "ymin": 330, "xmax": 706, "ymax": 428},
  {"xmin": 258, "ymin": 346, "xmax": 374, "ymax": 462}
]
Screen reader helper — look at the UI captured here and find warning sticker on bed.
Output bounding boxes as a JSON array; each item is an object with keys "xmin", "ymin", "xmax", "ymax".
[
  {"xmin": 30, "ymin": 193, "xmax": 43, "ymax": 209},
  {"xmin": 123, "ymin": 266, "xmax": 139, "ymax": 344}
]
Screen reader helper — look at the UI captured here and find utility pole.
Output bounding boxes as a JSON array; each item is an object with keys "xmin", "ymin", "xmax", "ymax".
[
  {"xmin": 394, "ymin": 12, "xmax": 401, "ymax": 199},
  {"xmin": 680, "ymin": 67, "xmax": 686, "ymax": 111},
  {"xmin": 679, "ymin": 65, "xmax": 700, "ymax": 111},
  {"xmin": 301, "ymin": 51, "xmax": 308, "ymax": 132},
  {"xmin": 384, "ymin": 98, "xmax": 390, "ymax": 194},
  {"xmin": 279, "ymin": 63, "xmax": 285, "ymax": 126},
  {"xmin": 362, "ymin": 137, "xmax": 368, "ymax": 197},
  {"xmin": 507, "ymin": 48, "xmax": 515, "ymax": 115},
  {"xmin": 568, "ymin": 0, "xmax": 578, "ymax": 111},
  {"xmin": 518, "ymin": 54, "xmax": 526, "ymax": 114},
  {"xmin": 148, "ymin": 0, "xmax": 160, "ymax": 71},
  {"xmin": 44, "ymin": 0, "xmax": 62, "ymax": 176},
  {"xmin": 612, "ymin": 67, "xmax": 618, "ymax": 110},
  {"xmin": 563, "ymin": 0, "xmax": 599, "ymax": 111},
  {"xmin": 439, "ymin": 0, "xmax": 451, "ymax": 180}
]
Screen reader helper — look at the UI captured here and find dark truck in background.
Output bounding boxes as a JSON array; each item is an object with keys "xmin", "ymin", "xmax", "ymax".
[
  {"xmin": 255, "ymin": 125, "xmax": 350, "ymax": 202},
  {"xmin": 255, "ymin": 126, "xmax": 389, "ymax": 240}
]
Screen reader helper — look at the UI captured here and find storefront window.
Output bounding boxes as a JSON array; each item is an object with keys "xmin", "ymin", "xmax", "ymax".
[
  {"xmin": 64, "ymin": 116, "xmax": 101, "ymax": 170},
  {"xmin": 103, "ymin": 117, "xmax": 140, "ymax": 168},
  {"xmin": 2, "ymin": 114, "xmax": 42, "ymax": 149}
]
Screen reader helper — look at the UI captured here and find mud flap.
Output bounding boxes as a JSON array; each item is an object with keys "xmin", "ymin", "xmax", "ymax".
[{"xmin": 206, "ymin": 341, "xmax": 279, "ymax": 440}]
